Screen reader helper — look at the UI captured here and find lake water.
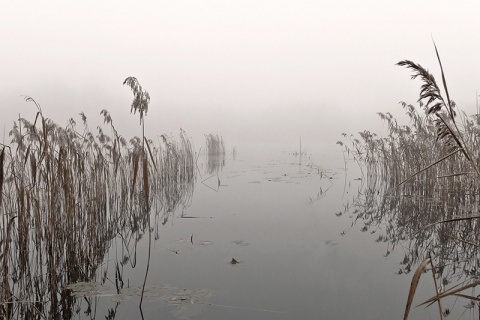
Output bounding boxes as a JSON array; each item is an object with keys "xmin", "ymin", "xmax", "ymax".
[
  {"xmin": 2, "ymin": 82, "xmax": 477, "ymax": 319},
  {"xmin": 59, "ymin": 143, "xmax": 453, "ymax": 320}
]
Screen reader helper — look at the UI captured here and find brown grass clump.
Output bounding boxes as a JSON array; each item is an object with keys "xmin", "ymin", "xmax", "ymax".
[
  {"xmin": 0, "ymin": 80, "xmax": 197, "ymax": 318},
  {"xmin": 339, "ymin": 45, "xmax": 480, "ymax": 319},
  {"xmin": 204, "ymin": 133, "xmax": 225, "ymax": 175}
]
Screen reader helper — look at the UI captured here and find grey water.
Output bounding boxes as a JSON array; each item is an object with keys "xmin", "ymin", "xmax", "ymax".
[{"xmin": 69, "ymin": 143, "xmax": 451, "ymax": 320}]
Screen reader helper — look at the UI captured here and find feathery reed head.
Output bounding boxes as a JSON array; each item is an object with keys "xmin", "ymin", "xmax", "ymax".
[
  {"xmin": 396, "ymin": 60, "xmax": 446, "ymax": 116},
  {"xmin": 123, "ymin": 77, "xmax": 150, "ymax": 124}
]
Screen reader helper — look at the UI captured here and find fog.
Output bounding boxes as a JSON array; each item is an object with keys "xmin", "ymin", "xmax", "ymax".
[{"xmin": 2, "ymin": 1, "xmax": 480, "ymax": 149}]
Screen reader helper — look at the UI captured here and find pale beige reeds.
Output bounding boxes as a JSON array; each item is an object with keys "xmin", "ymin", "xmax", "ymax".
[
  {"xmin": 0, "ymin": 78, "xmax": 197, "ymax": 318},
  {"xmin": 340, "ymin": 45, "xmax": 480, "ymax": 319}
]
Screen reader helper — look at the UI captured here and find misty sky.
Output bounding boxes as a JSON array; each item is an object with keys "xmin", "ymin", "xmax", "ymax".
[{"xmin": 2, "ymin": 1, "xmax": 480, "ymax": 148}]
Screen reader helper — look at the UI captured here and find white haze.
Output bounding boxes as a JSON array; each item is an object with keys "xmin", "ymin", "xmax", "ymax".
[{"xmin": 2, "ymin": 1, "xmax": 480, "ymax": 150}]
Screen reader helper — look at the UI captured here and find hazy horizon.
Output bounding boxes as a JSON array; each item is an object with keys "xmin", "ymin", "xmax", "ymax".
[{"xmin": 2, "ymin": 1, "xmax": 480, "ymax": 149}]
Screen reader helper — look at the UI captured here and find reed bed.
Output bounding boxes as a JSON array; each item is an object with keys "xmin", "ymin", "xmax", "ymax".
[
  {"xmin": 204, "ymin": 133, "xmax": 225, "ymax": 174},
  {"xmin": 339, "ymin": 47, "xmax": 480, "ymax": 318},
  {"xmin": 205, "ymin": 133, "xmax": 225, "ymax": 156},
  {"xmin": 0, "ymin": 93, "xmax": 196, "ymax": 318}
]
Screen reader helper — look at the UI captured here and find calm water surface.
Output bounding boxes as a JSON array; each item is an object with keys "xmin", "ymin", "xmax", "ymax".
[{"xmin": 74, "ymin": 144, "xmax": 447, "ymax": 320}]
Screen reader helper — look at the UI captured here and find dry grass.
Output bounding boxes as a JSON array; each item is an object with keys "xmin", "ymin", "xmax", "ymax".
[
  {"xmin": 204, "ymin": 133, "xmax": 225, "ymax": 175},
  {"xmin": 0, "ymin": 83, "xmax": 197, "ymax": 318},
  {"xmin": 339, "ymin": 46, "xmax": 480, "ymax": 319}
]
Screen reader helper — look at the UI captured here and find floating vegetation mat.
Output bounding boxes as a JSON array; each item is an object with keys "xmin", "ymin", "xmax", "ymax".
[
  {"xmin": 66, "ymin": 282, "xmax": 110, "ymax": 298},
  {"xmin": 232, "ymin": 240, "xmax": 249, "ymax": 246},
  {"xmin": 67, "ymin": 281, "xmax": 212, "ymax": 319},
  {"xmin": 324, "ymin": 240, "xmax": 338, "ymax": 246}
]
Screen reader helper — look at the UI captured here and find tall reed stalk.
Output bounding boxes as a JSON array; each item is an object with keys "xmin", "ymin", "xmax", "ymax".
[{"xmin": 122, "ymin": 77, "xmax": 152, "ymax": 308}]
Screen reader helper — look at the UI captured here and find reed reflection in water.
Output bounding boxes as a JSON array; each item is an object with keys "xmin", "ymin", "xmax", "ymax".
[
  {"xmin": 0, "ymin": 110, "xmax": 196, "ymax": 319},
  {"xmin": 338, "ymin": 98, "xmax": 480, "ymax": 317}
]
